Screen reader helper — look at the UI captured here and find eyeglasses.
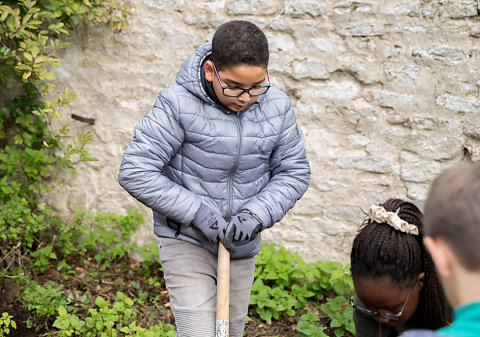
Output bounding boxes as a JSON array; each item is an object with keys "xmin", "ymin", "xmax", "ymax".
[
  {"xmin": 212, "ymin": 62, "xmax": 271, "ymax": 97},
  {"xmin": 350, "ymin": 282, "xmax": 416, "ymax": 321}
]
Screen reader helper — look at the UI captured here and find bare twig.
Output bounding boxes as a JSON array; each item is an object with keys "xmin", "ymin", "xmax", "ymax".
[{"xmin": 0, "ymin": 242, "xmax": 21, "ymax": 264}]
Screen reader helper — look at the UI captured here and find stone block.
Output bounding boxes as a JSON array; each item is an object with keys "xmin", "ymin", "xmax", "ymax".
[
  {"xmin": 435, "ymin": 95, "xmax": 479, "ymax": 113},
  {"xmin": 311, "ymin": 178, "xmax": 352, "ymax": 192},
  {"xmin": 338, "ymin": 23, "xmax": 378, "ymax": 37},
  {"xmin": 463, "ymin": 113, "xmax": 480, "ymax": 139},
  {"xmin": 400, "ymin": 151, "xmax": 444, "ymax": 183},
  {"xmin": 305, "ymin": 38, "xmax": 339, "ymax": 54},
  {"xmin": 334, "ymin": 155, "xmax": 393, "ymax": 174},
  {"xmin": 383, "ymin": 3, "xmax": 416, "ymax": 15},
  {"xmin": 284, "ymin": 0, "xmax": 327, "ymax": 17},
  {"xmin": 401, "ymin": 66, "xmax": 420, "ymax": 87},
  {"xmin": 466, "ymin": 143, "xmax": 480, "ymax": 161},
  {"xmin": 225, "ymin": 0, "xmax": 283, "ymax": 15},
  {"xmin": 399, "ymin": 132, "xmax": 463, "ymax": 161},
  {"xmin": 444, "ymin": 1, "xmax": 478, "ymax": 19},
  {"xmin": 392, "ymin": 24, "xmax": 427, "ymax": 33},
  {"xmin": 373, "ymin": 90, "xmax": 414, "ymax": 109},
  {"xmin": 401, "ymin": 169, "xmax": 427, "ymax": 183},
  {"xmin": 412, "ymin": 45, "xmax": 470, "ymax": 65},
  {"xmin": 354, "ymin": 156, "xmax": 393, "ymax": 174},
  {"xmin": 144, "ymin": 0, "xmax": 184, "ymax": 11},
  {"xmin": 338, "ymin": 61, "xmax": 384, "ymax": 84},
  {"xmin": 348, "ymin": 134, "xmax": 370, "ymax": 148},
  {"xmin": 298, "ymin": 80, "xmax": 360, "ymax": 101},
  {"xmin": 268, "ymin": 34, "xmax": 296, "ymax": 52},
  {"xmin": 292, "ymin": 60, "xmax": 330, "ymax": 80},
  {"xmin": 405, "ymin": 182, "xmax": 429, "ymax": 201}
]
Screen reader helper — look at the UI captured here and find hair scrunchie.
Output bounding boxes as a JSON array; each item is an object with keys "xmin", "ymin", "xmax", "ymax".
[{"xmin": 368, "ymin": 205, "xmax": 419, "ymax": 235}]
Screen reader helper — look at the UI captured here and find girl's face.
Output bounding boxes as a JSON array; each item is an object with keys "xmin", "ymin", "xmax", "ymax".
[{"xmin": 353, "ymin": 274, "xmax": 424, "ymax": 327}]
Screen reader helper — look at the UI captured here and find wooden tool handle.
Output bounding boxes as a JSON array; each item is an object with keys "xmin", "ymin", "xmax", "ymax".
[{"xmin": 216, "ymin": 242, "xmax": 230, "ymax": 337}]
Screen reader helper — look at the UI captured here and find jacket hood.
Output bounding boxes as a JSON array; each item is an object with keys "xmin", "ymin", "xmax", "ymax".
[{"xmin": 175, "ymin": 42, "xmax": 212, "ymax": 104}]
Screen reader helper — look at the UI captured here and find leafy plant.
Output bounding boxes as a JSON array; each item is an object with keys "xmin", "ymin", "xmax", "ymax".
[
  {"xmin": 319, "ymin": 296, "xmax": 355, "ymax": 337},
  {"xmin": 56, "ymin": 209, "xmax": 144, "ymax": 266},
  {"xmin": 249, "ymin": 243, "xmax": 354, "ymax": 335},
  {"xmin": 0, "ymin": 312, "xmax": 17, "ymax": 337},
  {"xmin": 22, "ymin": 280, "xmax": 74, "ymax": 320},
  {"xmin": 30, "ymin": 244, "xmax": 57, "ymax": 273},
  {"xmin": 53, "ymin": 292, "xmax": 176, "ymax": 337},
  {"xmin": 297, "ymin": 312, "xmax": 328, "ymax": 337}
]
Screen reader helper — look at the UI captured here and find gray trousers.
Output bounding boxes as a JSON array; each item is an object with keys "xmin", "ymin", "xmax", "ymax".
[{"xmin": 157, "ymin": 237, "xmax": 256, "ymax": 337}]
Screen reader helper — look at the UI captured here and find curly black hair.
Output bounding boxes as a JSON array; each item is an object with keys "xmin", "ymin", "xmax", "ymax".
[{"xmin": 211, "ymin": 20, "xmax": 269, "ymax": 71}]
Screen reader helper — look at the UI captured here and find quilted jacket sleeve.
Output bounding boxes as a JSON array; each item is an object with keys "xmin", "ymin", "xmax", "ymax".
[
  {"xmin": 241, "ymin": 101, "xmax": 310, "ymax": 229},
  {"xmin": 118, "ymin": 88, "xmax": 202, "ymax": 224}
]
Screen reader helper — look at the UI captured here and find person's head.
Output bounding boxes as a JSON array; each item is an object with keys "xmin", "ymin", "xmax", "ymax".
[
  {"xmin": 204, "ymin": 20, "xmax": 270, "ymax": 112},
  {"xmin": 423, "ymin": 161, "xmax": 480, "ymax": 308},
  {"xmin": 350, "ymin": 199, "xmax": 447, "ymax": 329}
]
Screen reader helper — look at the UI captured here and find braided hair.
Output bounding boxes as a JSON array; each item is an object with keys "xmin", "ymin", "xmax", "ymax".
[{"xmin": 350, "ymin": 198, "xmax": 448, "ymax": 329}]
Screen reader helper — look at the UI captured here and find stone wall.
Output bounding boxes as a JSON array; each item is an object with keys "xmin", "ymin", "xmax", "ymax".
[{"xmin": 46, "ymin": 0, "xmax": 480, "ymax": 264}]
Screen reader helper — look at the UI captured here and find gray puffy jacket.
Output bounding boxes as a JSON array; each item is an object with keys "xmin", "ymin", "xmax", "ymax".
[{"xmin": 118, "ymin": 42, "xmax": 310, "ymax": 259}]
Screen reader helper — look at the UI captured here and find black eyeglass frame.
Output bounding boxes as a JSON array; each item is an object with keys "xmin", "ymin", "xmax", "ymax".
[
  {"xmin": 349, "ymin": 282, "xmax": 416, "ymax": 321},
  {"xmin": 212, "ymin": 62, "xmax": 271, "ymax": 97}
]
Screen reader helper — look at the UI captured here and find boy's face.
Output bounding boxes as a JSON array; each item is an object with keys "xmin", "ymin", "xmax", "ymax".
[{"xmin": 205, "ymin": 61, "xmax": 268, "ymax": 112}]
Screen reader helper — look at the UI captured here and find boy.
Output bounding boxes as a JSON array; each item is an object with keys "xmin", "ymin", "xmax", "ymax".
[
  {"xmin": 118, "ymin": 20, "xmax": 310, "ymax": 337},
  {"xmin": 402, "ymin": 161, "xmax": 480, "ymax": 337}
]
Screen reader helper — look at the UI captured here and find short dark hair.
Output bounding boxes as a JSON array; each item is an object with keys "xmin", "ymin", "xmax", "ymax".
[
  {"xmin": 424, "ymin": 161, "xmax": 480, "ymax": 271},
  {"xmin": 211, "ymin": 20, "xmax": 269, "ymax": 70},
  {"xmin": 351, "ymin": 199, "xmax": 448, "ymax": 329}
]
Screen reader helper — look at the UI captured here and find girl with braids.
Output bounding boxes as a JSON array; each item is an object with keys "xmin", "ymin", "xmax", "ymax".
[{"xmin": 350, "ymin": 199, "xmax": 450, "ymax": 337}]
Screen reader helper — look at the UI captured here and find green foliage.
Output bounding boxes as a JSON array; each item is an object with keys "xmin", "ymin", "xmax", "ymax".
[
  {"xmin": 53, "ymin": 293, "xmax": 176, "ymax": 337},
  {"xmin": 0, "ymin": 0, "xmax": 131, "ymax": 279},
  {"xmin": 56, "ymin": 209, "xmax": 143, "ymax": 266},
  {"xmin": 0, "ymin": 172, "xmax": 56, "ymax": 252},
  {"xmin": 12, "ymin": 209, "xmax": 172, "ymax": 335},
  {"xmin": 250, "ymin": 243, "xmax": 354, "ymax": 336},
  {"xmin": 319, "ymin": 297, "xmax": 355, "ymax": 337},
  {"xmin": 297, "ymin": 312, "xmax": 328, "ymax": 337},
  {"xmin": 0, "ymin": 312, "xmax": 17, "ymax": 337},
  {"xmin": 310, "ymin": 260, "xmax": 354, "ymax": 299},
  {"xmin": 30, "ymin": 244, "xmax": 57, "ymax": 273},
  {"xmin": 0, "ymin": 0, "xmax": 129, "ymax": 167},
  {"xmin": 22, "ymin": 280, "xmax": 75, "ymax": 319}
]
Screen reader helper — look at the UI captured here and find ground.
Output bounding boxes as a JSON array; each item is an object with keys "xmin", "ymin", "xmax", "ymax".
[
  {"xmin": 0, "ymin": 262, "xmax": 353, "ymax": 337},
  {"xmin": 0, "ymin": 280, "xmax": 297, "ymax": 336}
]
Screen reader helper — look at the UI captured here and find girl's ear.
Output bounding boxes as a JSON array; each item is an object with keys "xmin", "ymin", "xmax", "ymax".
[
  {"xmin": 417, "ymin": 272, "xmax": 426, "ymax": 290},
  {"xmin": 204, "ymin": 60, "xmax": 214, "ymax": 82}
]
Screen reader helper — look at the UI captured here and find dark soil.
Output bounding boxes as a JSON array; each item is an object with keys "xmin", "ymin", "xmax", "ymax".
[{"xmin": 0, "ymin": 281, "xmax": 36, "ymax": 337}]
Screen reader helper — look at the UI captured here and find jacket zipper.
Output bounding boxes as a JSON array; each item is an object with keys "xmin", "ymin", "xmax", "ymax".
[{"xmin": 227, "ymin": 114, "xmax": 242, "ymax": 220}]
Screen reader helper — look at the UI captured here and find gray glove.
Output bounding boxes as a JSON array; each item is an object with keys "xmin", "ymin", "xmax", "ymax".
[
  {"xmin": 225, "ymin": 210, "xmax": 263, "ymax": 242},
  {"xmin": 191, "ymin": 203, "xmax": 229, "ymax": 242}
]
